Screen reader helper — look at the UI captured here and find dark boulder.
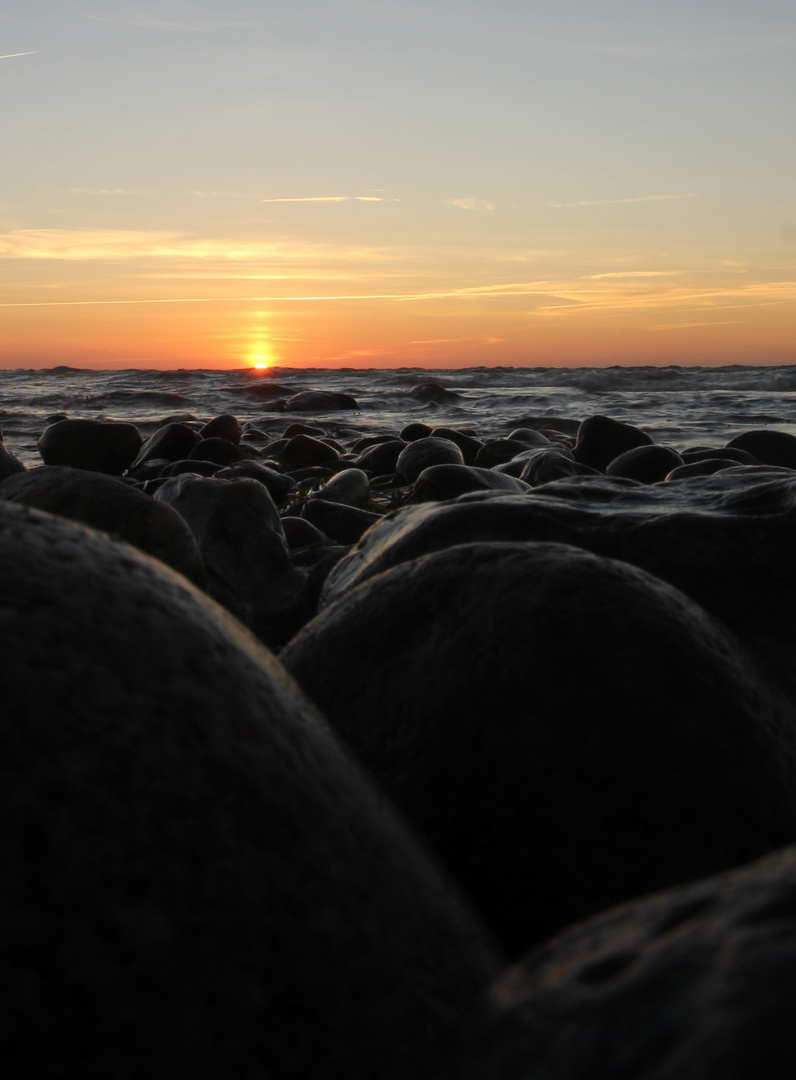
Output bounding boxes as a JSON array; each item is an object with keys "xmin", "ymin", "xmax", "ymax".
[
  {"xmin": 155, "ymin": 474, "xmax": 308, "ymax": 647},
  {"xmin": 308, "ymin": 468, "xmax": 370, "ymax": 508},
  {"xmin": 282, "ymin": 433, "xmax": 341, "ymax": 469},
  {"xmin": 726, "ymin": 429, "xmax": 796, "ymax": 469},
  {"xmin": 400, "ymin": 422, "xmax": 434, "ymax": 441},
  {"xmin": 573, "ymin": 415, "xmax": 653, "ymax": 471},
  {"xmin": 199, "ymin": 413, "xmax": 242, "ymax": 444},
  {"xmin": 283, "ymin": 541, "xmax": 796, "ymax": 955},
  {"xmin": 316, "ymin": 479, "xmax": 796, "ymax": 714},
  {"xmin": 0, "ymin": 501, "xmax": 498, "ymax": 1079},
  {"xmin": 0, "ymin": 426, "xmax": 26, "ymax": 480},
  {"xmin": 430, "ymin": 428, "xmax": 484, "ymax": 465},
  {"xmin": 605, "ymin": 444, "xmax": 684, "ymax": 483},
  {"xmin": 396, "ymin": 438, "xmax": 465, "ymax": 483},
  {"xmin": 0, "ymin": 465, "xmax": 205, "ymax": 587},
  {"xmin": 38, "ymin": 418, "xmax": 143, "ymax": 475},
  {"xmin": 132, "ymin": 422, "xmax": 202, "ymax": 467},
  {"xmin": 469, "ymin": 844, "xmax": 796, "ymax": 1080},
  {"xmin": 410, "ymin": 464, "xmax": 530, "ymax": 502},
  {"xmin": 187, "ymin": 436, "xmax": 251, "ymax": 466},
  {"xmin": 214, "ymin": 459, "xmax": 295, "ymax": 501},
  {"xmin": 520, "ymin": 448, "xmax": 598, "ymax": 486},
  {"xmin": 302, "ymin": 498, "xmax": 382, "ymax": 544},
  {"xmin": 474, "ymin": 439, "xmax": 534, "ymax": 469},
  {"xmin": 355, "ymin": 439, "xmax": 408, "ymax": 475}
]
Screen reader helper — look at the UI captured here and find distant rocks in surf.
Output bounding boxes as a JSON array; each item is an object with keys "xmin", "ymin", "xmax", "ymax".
[{"xmin": 5, "ymin": 405, "xmax": 796, "ymax": 1073}]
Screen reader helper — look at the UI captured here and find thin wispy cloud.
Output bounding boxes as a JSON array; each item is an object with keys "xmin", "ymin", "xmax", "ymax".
[
  {"xmin": 589, "ymin": 271, "xmax": 684, "ymax": 279},
  {"xmin": 0, "ymin": 50, "xmax": 40, "ymax": 60},
  {"xmin": 550, "ymin": 193, "xmax": 697, "ymax": 209},
  {"xmin": 260, "ymin": 195, "xmax": 392, "ymax": 203},
  {"xmin": 449, "ymin": 198, "xmax": 495, "ymax": 211}
]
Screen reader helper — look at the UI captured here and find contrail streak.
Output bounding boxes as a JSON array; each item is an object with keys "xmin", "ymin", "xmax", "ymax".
[{"xmin": 0, "ymin": 50, "xmax": 40, "ymax": 59}]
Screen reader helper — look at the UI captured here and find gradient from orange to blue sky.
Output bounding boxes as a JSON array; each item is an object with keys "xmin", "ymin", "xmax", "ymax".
[{"xmin": 1, "ymin": 0, "xmax": 794, "ymax": 369}]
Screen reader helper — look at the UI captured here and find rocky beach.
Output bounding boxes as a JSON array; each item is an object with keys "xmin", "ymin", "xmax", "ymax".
[{"xmin": 4, "ymin": 367, "xmax": 796, "ymax": 1076}]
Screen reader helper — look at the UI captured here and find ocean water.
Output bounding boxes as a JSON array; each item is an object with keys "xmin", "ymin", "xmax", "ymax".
[{"xmin": 3, "ymin": 364, "xmax": 796, "ymax": 468}]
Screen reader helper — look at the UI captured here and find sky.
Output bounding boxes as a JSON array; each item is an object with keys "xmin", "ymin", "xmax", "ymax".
[{"xmin": 1, "ymin": 0, "xmax": 794, "ymax": 369}]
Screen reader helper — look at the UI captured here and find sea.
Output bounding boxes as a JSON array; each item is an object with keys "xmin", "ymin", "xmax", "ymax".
[{"xmin": 3, "ymin": 364, "xmax": 796, "ymax": 469}]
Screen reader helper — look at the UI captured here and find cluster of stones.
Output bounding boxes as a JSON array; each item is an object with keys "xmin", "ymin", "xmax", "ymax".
[{"xmin": 4, "ymin": 398, "xmax": 796, "ymax": 1076}]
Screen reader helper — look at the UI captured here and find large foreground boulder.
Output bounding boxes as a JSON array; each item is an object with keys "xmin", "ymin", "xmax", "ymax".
[
  {"xmin": 0, "ymin": 501, "xmax": 498, "ymax": 1079},
  {"xmin": 468, "ymin": 844, "xmax": 796, "ymax": 1080},
  {"xmin": 319, "ymin": 477, "xmax": 796, "ymax": 709},
  {"xmin": 0, "ymin": 465, "xmax": 205, "ymax": 586},
  {"xmin": 282, "ymin": 541, "xmax": 796, "ymax": 956}
]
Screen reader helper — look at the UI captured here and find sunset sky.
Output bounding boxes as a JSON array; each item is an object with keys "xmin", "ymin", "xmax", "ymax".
[{"xmin": 1, "ymin": 0, "xmax": 794, "ymax": 369}]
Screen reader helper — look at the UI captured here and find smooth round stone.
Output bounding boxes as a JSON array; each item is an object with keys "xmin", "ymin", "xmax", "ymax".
[
  {"xmin": 474, "ymin": 439, "xmax": 533, "ymax": 469},
  {"xmin": 282, "ymin": 434, "xmax": 340, "ymax": 468},
  {"xmin": 469, "ymin": 844, "xmax": 796, "ymax": 1080},
  {"xmin": 213, "ymin": 459, "xmax": 295, "ymax": 501},
  {"xmin": 187, "ymin": 436, "xmax": 251, "ymax": 466},
  {"xmin": 308, "ymin": 468, "xmax": 370, "ymax": 508},
  {"xmin": 38, "ymin": 418, "xmax": 143, "ymax": 475},
  {"xmin": 605, "ymin": 444, "xmax": 684, "ymax": 483},
  {"xmin": 199, "ymin": 413, "xmax": 242, "ymax": 444},
  {"xmin": 430, "ymin": 428, "xmax": 484, "ymax": 465},
  {"xmin": 0, "ymin": 502, "xmax": 498, "ymax": 1078},
  {"xmin": 283, "ymin": 421, "xmax": 327, "ymax": 438},
  {"xmin": 302, "ymin": 498, "xmax": 382, "ymax": 544},
  {"xmin": 355, "ymin": 439, "xmax": 408, "ymax": 475},
  {"xmin": 410, "ymin": 464, "xmax": 531, "ymax": 502},
  {"xmin": 132, "ymin": 422, "xmax": 202, "ymax": 467},
  {"xmin": 408, "ymin": 381, "xmax": 461, "ymax": 404},
  {"xmin": 400, "ymin": 423, "xmax": 434, "ymax": 441},
  {"xmin": 666, "ymin": 458, "xmax": 741, "ymax": 481},
  {"xmin": 681, "ymin": 447, "xmax": 758, "ymax": 466},
  {"xmin": 520, "ymin": 448, "xmax": 598, "ymax": 486},
  {"xmin": 0, "ymin": 465, "xmax": 205, "ymax": 587},
  {"xmin": 726, "ymin": 429, "xmax": 796, "ymax": 468},
  {"xmin": 507, "ymin": 428, "xmax": 552, "ymax": 447},
  {"xmin": 155, "ymin": 474, "xmax": 308, "ymax": 646},
  {"xmin": 160, "ymin": 459, "xmax": 221, "ymax": 478},
  {"xmin": 281, "ymin": 515, "xmax": 329, "ymax": 549},
  {"xmin": 573, "ymin": 415, "xmax": 653, "ymax": 472},
  {"xmin": 283, "ymin": 541, "xmax": 796, "ymax": 955},
  {"xmin": 396, "ymin": 438, "xmax": 465, "ymax": 482}
]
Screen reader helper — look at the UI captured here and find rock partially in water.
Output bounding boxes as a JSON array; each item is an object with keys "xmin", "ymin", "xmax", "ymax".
[
  {"xmin": 0, "ymin": 426, "xmax": 26, "ymax": 480},
  {"xmin": 0, "ymin": 465, "xmax": 205, "ymax": 587},
  {"xmin": 573, "ymin": 415, "xmax": 653, "ymax": 472},
  {"xmin": 283, "ymin": 541, "xmax": 796, "ymax": 955},
  {"xmin": 0, "ymin": 501, "xmax": 498, "ymax": 1079},
  {"xmin": 284, "ymin": 390, "xmax": 360, "ymax": 412},
  {"xmin": 726, "ymin": 428, "xmax": 796, "ymax": 468},
  {"xmin": 38, "ymin": 418, "xmax": 143, "ymax": 475},
  {"xmin": 469, "ymin": 844, "xmax": 796, "ymax": 1080}
]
